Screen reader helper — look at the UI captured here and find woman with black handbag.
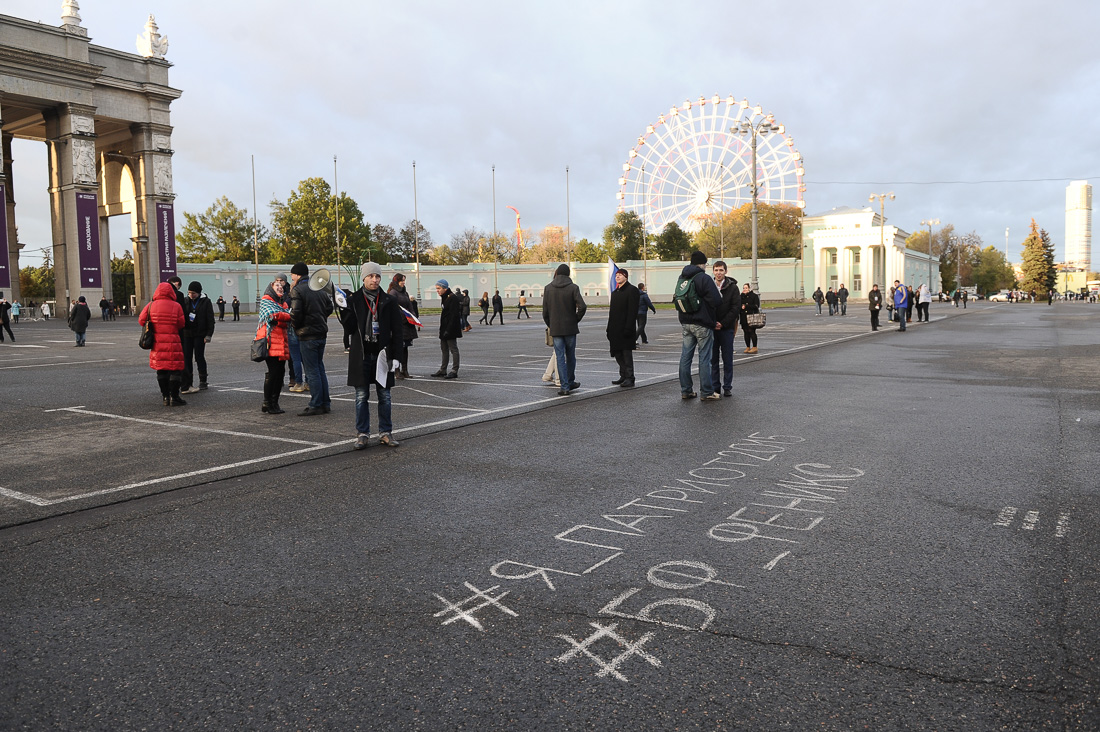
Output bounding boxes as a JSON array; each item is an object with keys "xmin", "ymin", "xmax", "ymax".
[
  {"xmin": 739, "ymin": 283, "xmax": 761, "ymax": 354},
  {"xmin": 256, "ymin": 278, "xmax": 293, "ymax": 414}
]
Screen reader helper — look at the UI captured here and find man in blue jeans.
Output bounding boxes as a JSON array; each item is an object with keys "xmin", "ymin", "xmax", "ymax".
[
  {"xmin": 542, "ymin": 263, "xmax": 587, "ymax": 396},
  {"xmin": 290, "ymin": 262, "xmax": 334, "ymax": 415},
  {"xmin": 893, "ymin": 279, "xmax": 908, "ymax": 332},
  {"xmin": 709, "ymin": 260, "xmax": 741, "ymax": 398},
  {"xmin": 676, "ymin": 251, "xmax": 723, "ymax": 400}
]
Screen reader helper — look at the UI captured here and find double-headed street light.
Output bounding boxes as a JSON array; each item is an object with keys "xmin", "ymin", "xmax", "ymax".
[
  {"xmin": 733, "ymin": 117, "xmax": 781, "ymax": 293},
  {"xmin": 920, "ymin": 218, "xmax": 939, "ymax": 295}
]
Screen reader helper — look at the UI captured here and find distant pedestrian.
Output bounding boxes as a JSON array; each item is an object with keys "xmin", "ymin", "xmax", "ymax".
[
  {"xmin": 837, "ymin": 284, "xmax": 849, "ymax": 315},
  {"xmin": 460, "ymin": 289, "xmax": 472, "ymax": 331},
  {"xmin": 517, "ymin": 290, "xmax": 530, "ymax": 319},
  {"xmin": 0, "ymin": 293, "xmax": 13, "ymax": 343},
  {"xmin": 232, "ymin": 295, "xmax": 241, "ymax": 321},
  {"xmin": 893, "ymin": 279, "xmax": 909, "ymax": 332},
  {"xmin": 256, "ymin": 277, "xmax": 292, "ymax": 414},
  {"xmin": 543, "ymin": 263, "xmax": 587, "ymax": 396},
  {"xmin": 490, "ymin": 290, "xmax": 504, "ymax": 324},
  {"xmin": 917, "ymin": 284, "xmax": 931, "ymax": 321},
  {"xmin": 342, "ymin": 262, "xmax": 405, "ymax": 449},
  {"xmin": 478, "ymin": 292, "xmax": 490, "ymax": 324},
  {"xmin": 216, "ymin": 295, "xmax": 226, "ymax": 321},
  {"xmin": 952, "ymin": 289, "xmax": 961, "ymax": 308},
  {"xmin": 9, "ymin": 299, "xmax": 20, "ymax": 325},
  {"xmin": 962, "ymin": 290, "xmax": 969, "ymax": 308},
  {"xmin": 710, "ymin": 261, "xmax": 740, "ymax": 397},
  {"xmin": 98, "ymin": 297, "xmax": 110, "ymax": 321},
  {"xmin": 139, "ymin": 282, "xmax": 186, "ymax": 406},
  {"xmin": 812, "ymin": 287, "xmax": 824, "ymax": 315},
  {"xmin": 41, "ymin": 301, "xmax": 51, "ymax": 320},
  {"xmin": 825, "ymin": 287, "xmax": 838, "ymax": 315},
  {"xmin": 431, "ymin": 279, "xmax": 462, "ymax": 379},
  {"xmin": 676, "ymin": 251, "xmax": 722, "ymax": 400},
  {"xmin": 107, "ymin": 299, "xmax": 116, "ymax": 320},
  {"xmin": 68, "ymin": 295, "xmax": 92, "ymax": 346},
  {"xmin": 606, "ymin": 267, "xmax": 639, "ymax": 388},
  {"xmin": 387, "ymin": 272, "xmax": 419, "ymax": 378},
  {"xmin": 906, "ymin": 286, "xmax": 915, "ymax": 322},
  {"xmin": 1047, "ymin": 289, "xmax": 1054, "ymax": 306},
  {"xmin": 868, "ymin": 284, "xmax": 883, "ymax": 331},
  {"xmin": 636, "ymin": 283, "xmax": 656, "ymax": 344},
  {"xmin": 739, "ymin": 282, "xmax": 760, "ymax": 355}
]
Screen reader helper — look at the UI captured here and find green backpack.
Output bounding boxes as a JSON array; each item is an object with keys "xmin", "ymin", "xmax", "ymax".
[{"xmin": 673, "ymin": 275, "xmax": 702, "ymax": 314}]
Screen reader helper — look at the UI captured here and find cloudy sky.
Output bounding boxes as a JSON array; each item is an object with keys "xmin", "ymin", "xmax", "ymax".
[{"xmin": 7, "ymin": 0, "xmax": 1099, "ymax": 265}]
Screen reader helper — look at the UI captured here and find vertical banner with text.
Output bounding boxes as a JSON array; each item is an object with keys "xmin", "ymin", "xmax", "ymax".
[
  {"xmin": 75, "ymin": 191, "xmax": 102, "ymax": 288},
  {"xmin": 156, "ymin": 202, "xmax": 177, "ymax": 280},
  {"xmin": 0, "ymin": 184, "xmax": 10, "ymax": 289}
]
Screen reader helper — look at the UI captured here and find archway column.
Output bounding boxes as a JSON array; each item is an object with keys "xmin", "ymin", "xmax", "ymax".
[{"xmin": 0, "ymin": 98, "xmax": 18, "ymax": 299}]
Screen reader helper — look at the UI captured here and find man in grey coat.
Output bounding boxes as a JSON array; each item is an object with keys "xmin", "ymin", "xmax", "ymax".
[{"xmin": 543, "ymin": 263, "xmax": 587, "ymax": 395}]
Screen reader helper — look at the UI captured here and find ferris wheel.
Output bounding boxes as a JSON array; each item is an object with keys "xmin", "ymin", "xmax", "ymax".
[{"xmin": 617, "ymin": 95, "xmax": 805, "ymax": 234}]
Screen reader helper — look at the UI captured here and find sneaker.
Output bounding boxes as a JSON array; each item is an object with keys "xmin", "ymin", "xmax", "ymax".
[
  {"xmin": 682, "ymin": 391, "xmax": 697, "ymax": 400},
  {"xmin": 289, "ymin": 384, "xmax": 306, "ymax": 393},
  {"xmin": 354, "ymin": 434, "xmax": 370, "ymax": 450},
  {"xmin": 541, "ymin": 375, "xmax": 554, "ymax": 382},
  {"xmin": 568, "ymin": 382, "xmax": 580, "ymax": 390},
  {"xmin": 301, "ymin": 383, "xmax": 310, "ymax": 392},
  {"xmin": 299, "ymin": 406, "xmax": 325, "ymax": 416},
  {"xmin": 701, "ymin": 393, "xmax": 721, "ymax": 401},
  {"xmin": 557, "ymin": 388, "xmax": 572, "ymax": 396},
  {"xmin": 430, "ymin": 371, "xmax": 447, "ymax": 377},
  {"xmin": 723, "ymin": 389, "xmax": 732, "ymax": 397},
  {"xmin": 380, "ymin": 432, "xmax": 400, "ymax": 447},
  {"xmin": 444, "ymin": 372, "xmax": 458, "ymax": 379}
]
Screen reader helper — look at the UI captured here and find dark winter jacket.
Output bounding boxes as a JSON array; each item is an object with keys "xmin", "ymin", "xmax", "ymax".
[
  {"xmin": 739, "ymin": 290, "xmax": 761, "ymax": 330},
  {"xmin": 812, "ymin": 288, "xmax": 824, "ymax": 304},
  {"xmin": 837, "ymin": 286, "xmax": 849, "ymax": 303},
  {"xmin": 291, "ymin": 280, "xmax": 334, "ymax": 341},
  {"xmin": 340, "ymin": 286, "xmax": 406, "ymax": 388},
  {"xmin": 606, "ymin": 281, "xmax": 639, "ymax": 352},
  {"xmin": 675, "ymin": 264, "xmax": 721, "ymax": 328},
  {"xmin": 868, "ymin": 289, "xmax": 883, "ymax": 311},
  {"xmin": 714, "ymin": 277, "xmax": 742, "ymax": 332},
  {"xmin": 460, "ymin": 292, "xmax": 471, "ymax": 317},
  {"xmin": 637, "ymin": 291, "xmax": 656, "ymax": 315},
  {"xmin": 183, "ymin": 294, "xmax": 216, "ymax": 339},
  {"xmin": 140, "ymin": 282, "xmax": 185, "ymax": 371},
  {"xmin": 825, "ymin": 290, "xmax": 838, "ymax": 305},
  {"xmin": 491, "ymin": 293, "xmax": 504, "ymax": 313},
  {"xmin": 68, "ymin": 302, "xmax": 92, "ymax": 333},
  {"xmin": 387, "ymin": 284, "xmax": 419, "ymax": 343},
  {"xmin": 542, "ymin": 274, "xmax": 587, "ymax": 337},
  {"xmin": 438, "ymin": 288, "xmax": 464, "ymax": 340}
]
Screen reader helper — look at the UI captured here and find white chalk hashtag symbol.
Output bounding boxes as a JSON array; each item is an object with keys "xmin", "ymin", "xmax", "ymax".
[
  {"xmin": 433, "ymin": 582, "xmax": 518, "ymax": 631},
  {"xmin": 555, "ymin": 622, "xmax": 661, "ymax": 681}
]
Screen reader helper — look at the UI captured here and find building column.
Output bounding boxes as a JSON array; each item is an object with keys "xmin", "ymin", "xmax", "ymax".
[
  {"xmin": 130, "ymin": 123, "xmax": 176, "ymax": 308},
  {"xmin": 0, "ymin": 97, "xmax": 18, "ymax": 300},
  {"xmin": 45, "ymin": 103, "xmax": 103, "ymax": 311}
]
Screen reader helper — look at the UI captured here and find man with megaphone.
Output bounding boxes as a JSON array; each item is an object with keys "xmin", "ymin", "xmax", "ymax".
[
  {"xmin": 337, "ymin": 261, "xmax": 406, "ymax": 449},
  {"xmin": 289, "ymin": 262, "xmax": 334, "ymax": 416}
]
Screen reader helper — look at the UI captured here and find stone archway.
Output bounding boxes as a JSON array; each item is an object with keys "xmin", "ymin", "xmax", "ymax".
[{"xmin": 0, "ymin": 6, "xmax": 182, "ymax": 309}]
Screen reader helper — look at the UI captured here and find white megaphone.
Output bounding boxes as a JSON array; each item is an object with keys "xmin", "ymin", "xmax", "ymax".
[{"xmin": 310, "ymin": 267, "xmax": 347, "ymax": 308}]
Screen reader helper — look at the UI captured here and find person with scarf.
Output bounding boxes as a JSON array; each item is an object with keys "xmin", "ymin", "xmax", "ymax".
[
  {"xmin": 256, "ymin": 278, "xmax": 293, "ymax": 414},
  {"xmin": 386, "ymin": 272, "xmax": 419, "ymax": 378}
]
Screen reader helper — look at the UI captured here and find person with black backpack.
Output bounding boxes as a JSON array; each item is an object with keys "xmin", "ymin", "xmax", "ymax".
[{"xmin": 674, "ymin": 251, "xmax": 722, "ymax": 400}]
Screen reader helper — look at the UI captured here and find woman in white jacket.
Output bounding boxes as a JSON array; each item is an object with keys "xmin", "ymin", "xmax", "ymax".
[{"xmin": 917, "ymin": 284, "xmax": 932, "ymax": 322}]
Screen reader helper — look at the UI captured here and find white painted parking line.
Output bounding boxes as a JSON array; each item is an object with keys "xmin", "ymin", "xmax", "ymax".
[
  {"xmin": 0, "ymin": 344, "xmax": 50, "ymax": 349},
  {"xmin": 51, "ymin": 406, "xmax": 326, "ymax": 446},
  {"xmin": 0, "ymin": 441, "xmax": 344, "ymax": 506},
  {"xmin": 1, "ymin": 359, "xmax": 117, "ymax": 370}
]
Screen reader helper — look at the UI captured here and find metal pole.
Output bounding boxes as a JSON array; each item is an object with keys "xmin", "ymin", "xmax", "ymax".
[
  {"xmin": 1005, "ymin": 227, "xmax": 1009, "ymax": 262},
  {"xmin": 750, "ymin": 129, "xmax": 759, "ymax": 292},
  {"xmin": 333, "ymin": 155, "xmax": 340, "ymax": 288},
  {"xmin": 252, "ymin": 154, "xmax": 259, "ymax": 310},
  {"xmin": 641, "ymin": 163, "xmax": 648, "ymax": 288},
  {"xmin": 492, "ymin": 164, "xmax": 498, "ymax": 293},
  {"xmin": 413, "ymin": 160, "xmax": 420, "ymax": 301},
  {"xmin": 719, "ymin": 161, "xmax": 724, "ymax": 260},
  {"xmin": 566, "ymin": 165, "xmax": 571, "ymax": 264}
]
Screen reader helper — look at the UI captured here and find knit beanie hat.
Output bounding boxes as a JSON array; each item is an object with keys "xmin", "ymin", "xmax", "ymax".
[
  {"xmin": 362, "ymin": 261, "xmax": 383, "ymax": 280},
  {"xmin": 291, "ymin": 262, "xmax": 309, "ymax": 277},
  {"xmin": 690, "ymin": 251, "xmax": 707, "ymax": 266},
  {"xmin": 188, "ymin": 281, "xmax": 202, "ymax": 293},
  {"xmin": 435, "ymin": 279, "xmax": 449, "ymax": 289}
]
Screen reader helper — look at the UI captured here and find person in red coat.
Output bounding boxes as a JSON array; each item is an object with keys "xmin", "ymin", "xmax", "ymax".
[
  {"xmin": 256, "ymin": 279, "xmax": 293, "ymax": 414},
  {"xmin": 139, "ymin": 281, "xmax": 187, "ymax": 406}
]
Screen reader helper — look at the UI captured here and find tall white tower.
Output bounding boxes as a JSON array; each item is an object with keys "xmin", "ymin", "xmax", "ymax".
[{"xmin": 1065, "ymin": 181, "xmax": 1092, "ymax": 271}]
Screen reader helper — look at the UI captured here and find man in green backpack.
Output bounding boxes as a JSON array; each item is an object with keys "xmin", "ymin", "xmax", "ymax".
[{"xmin": 676, "ymin": 251, "xmax": 723, "ymax": 400}]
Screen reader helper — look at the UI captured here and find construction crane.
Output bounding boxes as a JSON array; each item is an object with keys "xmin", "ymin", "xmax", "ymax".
[{"xmin": 506, "ymin": 205, "xmax": 524, "ymax": 260}]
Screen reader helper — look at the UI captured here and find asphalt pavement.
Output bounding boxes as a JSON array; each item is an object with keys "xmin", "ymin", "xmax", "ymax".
[{"xmin": 1, "ymin": 301, "xmax": 1097, "ymax": 729}]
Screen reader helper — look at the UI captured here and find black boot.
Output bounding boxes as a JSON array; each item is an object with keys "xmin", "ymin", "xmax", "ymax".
[
  {"xmin": 157, "ymin": 375, "xmax": 171, "ymax": 406},
  {"xmin": 170, "ymin": 387, "xmax": 187, "ymax": 406},
  {"xmin": 261, "ymin": 374, "xmax": 272, "ymax": 413},
  {"xmin": 268, "ymin": 379, "xmax": 285, "ymax": 414},
  {"xmin": 198, "ymin": 372, "xmax": 208, "ymax": 391}
]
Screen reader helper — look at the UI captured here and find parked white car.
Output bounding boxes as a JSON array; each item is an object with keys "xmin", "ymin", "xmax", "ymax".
[{"xmin": 988, "ymin": 291, "xmax": 1013, "ymax": 302}]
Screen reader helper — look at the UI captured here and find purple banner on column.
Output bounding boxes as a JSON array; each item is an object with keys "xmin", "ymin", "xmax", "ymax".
[
  {"xmin": 156, "ymin": 202, "xmax": 177, "ymax": 279},
  {"xmin": 0, "ymin": 184, "xmax": 10, "ymax": 290},
  {"xmin": 75, "ymin": 191, "xmax": 102, "ymax": 288}
]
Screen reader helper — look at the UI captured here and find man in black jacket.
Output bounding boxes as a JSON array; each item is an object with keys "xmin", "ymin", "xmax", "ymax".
[
  {"xmin": 180, "ymin": 281, "xmax": 216, "ymax": 393},
  {"xmin": 543, "ymin": 264, "xmax": 587, "ymax": 395},
  {"xmin": 677, "ymin": 251, "xmax": 722, "ymax": 400},
  {"xmin": 710, "ymin": 261, "xmax": 741, "ymax": 397},
  {"xmin": 339, "ymin": 262, "xmax": 405, "ymax": 449},
  {"xmin": 868, "ymin": 284, "xmax": 883, "ymax": 331},
  {"xmin": 606, "ymin": 267, "xmax": 639, "ymax": 387},
  {"xmin": 290, "ymin": 262, "xmax": 334, "ymax": 415},
  {"xmin": 431, "ymin": 279, "xmax": 463, "ymax": 379},
  {"xmin": 490, "ymin": 290, "xmax": 504, "ymax": 325}
]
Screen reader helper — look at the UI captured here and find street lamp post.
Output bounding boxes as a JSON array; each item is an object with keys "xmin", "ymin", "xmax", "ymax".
[
  {"xmin": 869, "ymin": 192, "xmax": 895, "ymax": 285},
  {"xmin": 733, "ymin": 118, "xmax": 780, "ymax": 293},
  {"xmin": 641, "ymin": 163, "xmax": 648, "ymax": 287},
  {"xmin": 920, "ymin": 218, "xmax": 939, "ymax": 294},
  {"xmin": 492, "ymin": 164, "xmax": 498, "ymax": 292},
  {"xmin": 565, "ymin": 165, "xmax": 571, "ymax": 264},
  {"xmin": 412, "ymin": 161, "xmax": 421, "ymax": 301}
]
